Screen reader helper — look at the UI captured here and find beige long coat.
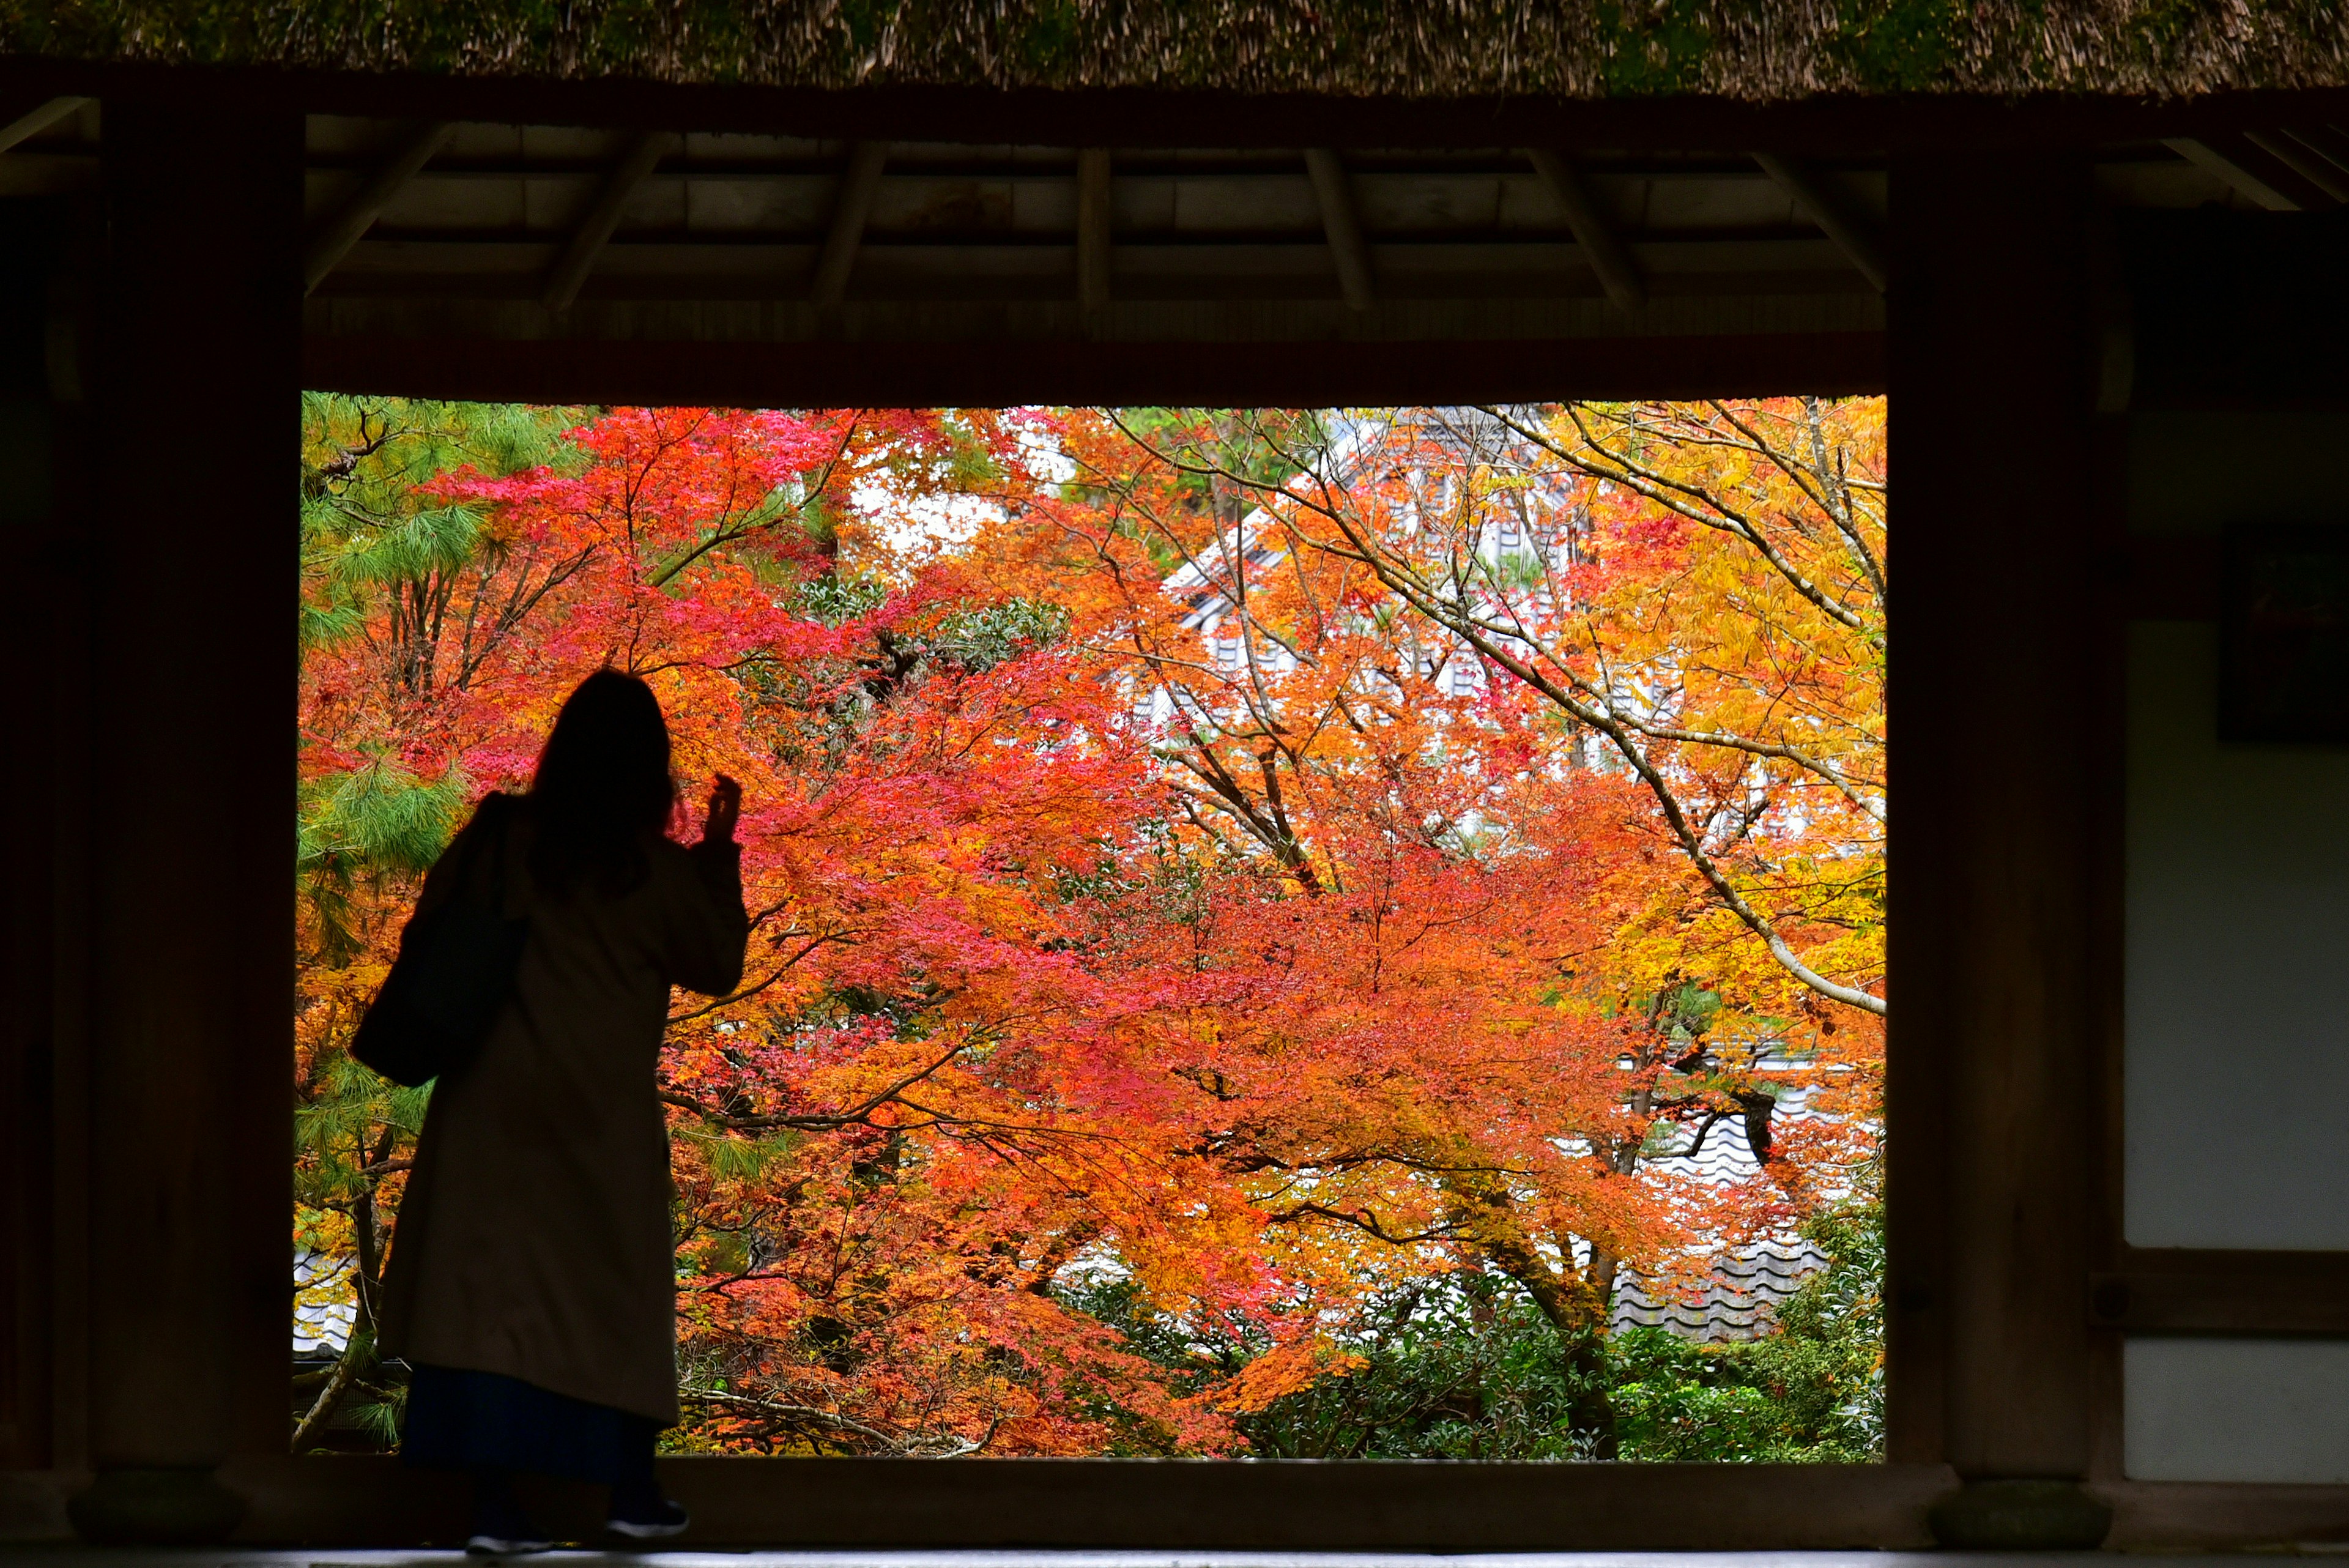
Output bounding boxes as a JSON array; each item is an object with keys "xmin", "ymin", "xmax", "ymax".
[{"xmin": 379, "ymin": 795, "xmax": 748, "ymax": 1424}]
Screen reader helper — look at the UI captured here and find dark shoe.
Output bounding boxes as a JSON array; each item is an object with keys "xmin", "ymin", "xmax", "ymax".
[
  {"xmin": 467, "ymin": 1473, "xmax": 552, "ymax": 1556},
  {"xmin": 466, "ymin": 1531, "xmax": 554, "ymax": 1557},
  {"xmin": 606, "ymin": 1479, "xmax": 690, "ymax": 1540}
]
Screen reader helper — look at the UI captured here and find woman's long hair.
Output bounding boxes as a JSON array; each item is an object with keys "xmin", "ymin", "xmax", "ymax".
[{"xmin": 527, "ymin": 670, "xmax": 677, "ymax": 897}]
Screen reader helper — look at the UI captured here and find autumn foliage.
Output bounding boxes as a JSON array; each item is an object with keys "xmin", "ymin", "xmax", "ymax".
[{"xmin": 294, "ymin": 399, "xmax": 1885, "ymax": 1458}]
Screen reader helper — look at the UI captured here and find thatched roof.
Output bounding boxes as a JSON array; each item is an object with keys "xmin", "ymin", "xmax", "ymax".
[{"xmin": 4, "ymin": 0, "xmax": 2346, "ymax": 102}]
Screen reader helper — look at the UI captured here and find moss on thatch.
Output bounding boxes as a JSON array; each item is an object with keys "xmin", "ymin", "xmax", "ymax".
[{"xmin": 2, "ymin": 0, "xmax": 2344, "ymax": 100}]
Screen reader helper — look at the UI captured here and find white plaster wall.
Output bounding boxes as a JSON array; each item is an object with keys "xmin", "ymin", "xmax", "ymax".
[
  {"xmin": 2124, "ymin": 620, "xmax": 2349, "ymax": 1249},
  {"xmin": 2125, "ymin": 1337, "xmax": 2349, "ymax": 1482}
]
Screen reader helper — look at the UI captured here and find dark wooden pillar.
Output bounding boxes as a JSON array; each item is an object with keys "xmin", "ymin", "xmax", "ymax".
[
  {"xmin": 4, "ymin": 190, "xmax": 104, "ymax": 1547},
  {"xmin": 1887, "ymin": 154, "xmax": 2106, "ymax": 1545},
  {"xmin": 1, "ymin": 204, "xmax": 64, "ymax": 1482},
  {"xmin": 64, "ymin": 103, "xmax": 302, "ymax": 1543}
]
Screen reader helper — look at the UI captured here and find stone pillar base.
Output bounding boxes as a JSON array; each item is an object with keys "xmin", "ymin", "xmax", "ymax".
[
  {"xmin": 66, "ymin": 1466, "xmax": 246, "ymax": 1545},
  {"xmin": 1929, "ymin": 1479, "xmax": 2112, "ymax": 1550}
]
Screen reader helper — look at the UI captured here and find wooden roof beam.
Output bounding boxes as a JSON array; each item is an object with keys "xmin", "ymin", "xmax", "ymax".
[
  {"xmin": 303, "ymin": 121, "xmax": 455, "ymax": 295},
  {"xmin": 1304, "ymin": 148, "xmax": 1374, "ymax": 311},
  {"xmin": 542, "ymin": 129, "xmax": 675, "ymax": 311},
  {"xmin": 2162, "ymin": 136, "xmax": 2301, "ymax": 210},
  {"xmin": 1752, "ymin": 152, "xmax": 1886, "ymax": 293},
  {"xmin": 1526, "ymin": 147, "xmax": 1644, "ymax": 315},
  {"xmin": 811, "ymin": 141, "xmax": 889, "ymax": 308},
  {"xmin": 0, "ymin": 95, "xmax": 91, "ymax": 155},
  {"xmin": 1077, "ymin": 147, "xmax": 1112, "ymax": 316},
  {"xmin": 2247, "ymin": 129, "xmax": 2348, "ymax": 204},
  {"xmin": 2284, "ymin": 124, "xmax": 2349, "ymax": 182}
]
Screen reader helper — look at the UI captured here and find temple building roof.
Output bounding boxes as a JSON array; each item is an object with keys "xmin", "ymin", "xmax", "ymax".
[{"xmin": 6, "ymin": 0, "xmax": 2347, "ymax": 102}]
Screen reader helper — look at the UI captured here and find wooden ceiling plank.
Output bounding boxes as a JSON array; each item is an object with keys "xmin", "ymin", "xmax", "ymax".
[
  {"xmin": 0, "ymin": 95, "xmax": 92, "ymax": 155},
  {"xmin": 1303, "ymin": 147, "xmax": 1375, "ymax": 310},
  {"xmin": 302, "ymin": 121, "xmax": 456, "ymax": 294},
  {"xmin": 541, "ymin": 129, "xmax": 675, "ymax": 311},
  {"xmin": 1751, "ymin": 152, "xmax": 1886, "ymax": 292},
  {"xmin": 1526, "ymin": 147, "xmax": 1644, "ymax": 314},
  {"xmin": 2161, "ymin": 136, "xmax": 2300, "ymax": 211},
  {"xmin": 1077, "ymin": 146, "xmax": 1112, "ymax": 313},
  {"xmin": 811, "ymin": 140, "xmax": 889, "ymax": 307}
]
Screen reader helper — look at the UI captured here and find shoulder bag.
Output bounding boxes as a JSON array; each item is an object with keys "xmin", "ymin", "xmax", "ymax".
[{"xmin": 350, "ymin": 796, "xmax": 531, "ymax": 1087}]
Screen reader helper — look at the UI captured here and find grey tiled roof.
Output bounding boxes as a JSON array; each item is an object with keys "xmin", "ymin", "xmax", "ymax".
[
  {"xmin": 1608, "ymin": 1079, "xmax": 1843, "ymax": 1342},
  {"xmin": 293, "ymin": 1251, "xmax": 357, "ymax": 1358},
  {"xmin": 1611, "ymin": 1236, "xmax": 1829, "ymax": 1343}
]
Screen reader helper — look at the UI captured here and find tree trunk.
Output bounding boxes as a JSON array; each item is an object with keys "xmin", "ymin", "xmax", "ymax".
[{"xmin": 1449, "ymin": 1181, "xmax": 1620, "ymax": 1457}]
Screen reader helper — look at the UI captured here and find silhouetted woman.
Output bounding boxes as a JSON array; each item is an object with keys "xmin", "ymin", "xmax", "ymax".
[{"xmin": 379, "ymin": 671, "xmax": 748, "ymax": 1554}]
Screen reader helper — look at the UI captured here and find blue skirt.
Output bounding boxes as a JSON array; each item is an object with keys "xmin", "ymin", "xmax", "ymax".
[{"xmin": 401, "ymin": 1363, "xmax": 658, "ymax": 1485}]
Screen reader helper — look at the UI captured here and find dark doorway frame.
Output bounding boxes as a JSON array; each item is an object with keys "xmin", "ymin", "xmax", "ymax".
[{"xmin": 8, "ymin": 59, "xmax": 2349, "ymax": 1551}]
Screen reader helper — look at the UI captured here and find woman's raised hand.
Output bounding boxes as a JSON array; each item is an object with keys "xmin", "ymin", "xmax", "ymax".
[{"xmin": 702, "ymin": 774, "xmax": 743, "ymax": 845}]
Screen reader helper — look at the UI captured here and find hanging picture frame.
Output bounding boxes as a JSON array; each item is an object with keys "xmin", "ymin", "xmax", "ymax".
[{"xmin": 2219, "ymin": 523, "xmax": 2349, "ymax": 743}]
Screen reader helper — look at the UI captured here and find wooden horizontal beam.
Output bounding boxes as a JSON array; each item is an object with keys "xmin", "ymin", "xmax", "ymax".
[
  {"xmin": 2116, "ymin": 1246, "xmax": 2349, "ymax": 1279},
  {"xmin": 209, "ymin": 1449, "xmax": 2349, "ymax": 1553},
  {"xmin": 308, "ymin": 302, "xmax": 1882, "ymax": 372},
  {"xmin": 2103, "ymin": 1479, "xmax": 2349, "ymax": 1553},
  {"xmin": 224, "ymin": 1452, "xmax": 1955, "ymax": 1548},
  {"xmin": 2104, "ymin": 1250, "xmax": 2349, "ymax": 1335},
  {"xmin": 328, "ymin": 233, "xmax": 1861, "ymax": 275},
  {"xmin": 303, "ymin": 327, "xmax": 1887, "ymax": 408}
]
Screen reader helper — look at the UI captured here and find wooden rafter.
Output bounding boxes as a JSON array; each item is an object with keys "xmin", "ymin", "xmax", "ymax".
[
  {"xmin": 1077, "ymin": 146, "xmax": 1113, "ymax": 314},
  {"xmin": 811, "ymin": 141, "xmax": 889, "ymax": 308},
  {"xmin": 1526, "ymin": 147, "xmax": 1645, "ymax": 314},
  {"xmin": 2162, "ymin": 136, "xmax": 2300, "ymax": 211},
  {"xmin": 278, "ymin": 121, "xmax": 1923, "ymax": 342},
  {"xmin": 1304, "ymin": 147, "xmax": 1375, "ymax": 311},
  {"xmin": 0, "ymin": 95, "xmax": 91, "ymax": 156},
  {"xmin": 1752, "ymin": 152, "xmax": 1887, "ymax": 293},
  {"xmin": 2284, "ymin": 125, "xmax": 2349, "ymax": 181},
  {"xmin": 2246, "ymin": 129, "xmax": 2348, "ymax": 203},
  {"xmin": 303, "ymin": 121, "xmax": 455, "ymax": 295},
  {"xmin": 542, "ymin": 130, "xmax": 675, "ymax": 311}
]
